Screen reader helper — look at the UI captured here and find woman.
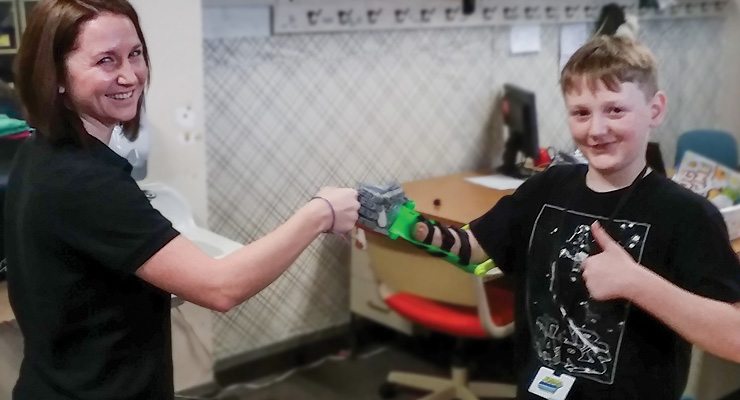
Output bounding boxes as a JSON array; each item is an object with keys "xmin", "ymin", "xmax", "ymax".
[{"xmin": 5, "ymin": 1, "xmax": 359, "ymax": 398}]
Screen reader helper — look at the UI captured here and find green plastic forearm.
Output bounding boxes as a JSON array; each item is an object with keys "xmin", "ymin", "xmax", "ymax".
[{"xmin": 386, "ymin": 201, "xmax": 495, "ymax": 276}]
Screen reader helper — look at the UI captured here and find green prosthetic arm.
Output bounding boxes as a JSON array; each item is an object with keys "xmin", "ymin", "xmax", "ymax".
[{"xmin": 358, "ymin": 183, "xmax": 495, "ymax": 276}]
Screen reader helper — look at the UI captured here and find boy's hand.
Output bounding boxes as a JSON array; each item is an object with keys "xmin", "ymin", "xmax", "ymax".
[{"xmin": 582, "ymin": 221, "xmax": 644, "ymax": 301}]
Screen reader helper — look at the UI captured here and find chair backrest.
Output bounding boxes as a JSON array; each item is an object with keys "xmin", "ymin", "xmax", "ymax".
[
  {"xmin": 365, "ymin": 231, "xmax": 514, "ymax": 337},
  {"xmin": 366, "ymin": 232, "xmax": 478, "ymax": 307},
  {"xmin": 675, "ymin": 130, "xmax": 738, "ymax": 168}
]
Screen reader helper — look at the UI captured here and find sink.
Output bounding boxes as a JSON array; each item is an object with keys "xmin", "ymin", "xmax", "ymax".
[
  {"xmin": 192, "ymin": 240, "xmax": 224, "ymax": 258},
  {"xmin": 184, "ymin": 226, "xmax": 242, "ymax": 258},
  {"xmin": 139, "ymin": 182, "xmax": 197, "ymax": 233},
  {"xmin": 138, "ymin": 182, "xmax": 242, "ymax": 259}
]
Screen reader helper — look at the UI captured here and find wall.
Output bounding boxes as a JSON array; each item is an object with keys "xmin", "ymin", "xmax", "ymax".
[
  {"xmin": 131, "ymin": 0, "xmax": 209, "ymax": 226},
  {"xmin": 203, "ymin": 10, "xmax": 740, "ymax": 361},
  {"xmin": 130, "ymin": 0, "xmax": 214, "ymax": 392},
  {"xmin": 721, "ymin": 0, "xmax": 740, "ymax": 134}
]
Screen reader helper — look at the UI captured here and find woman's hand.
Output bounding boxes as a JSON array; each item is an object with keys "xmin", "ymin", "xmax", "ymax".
[{"xmin": 313, "ymin": 187, "xmax": 360, "ymax": 234}]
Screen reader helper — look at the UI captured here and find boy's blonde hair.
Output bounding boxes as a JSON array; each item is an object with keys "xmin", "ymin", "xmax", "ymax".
[{"xmin": 560, "ymin": 35, "xmax": 658, "ymax": 99}]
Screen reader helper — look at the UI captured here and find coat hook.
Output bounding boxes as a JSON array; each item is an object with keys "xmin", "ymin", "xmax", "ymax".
[{"xmin": 462, "ymin": 0, "xmax": 475, "ymax": 15}]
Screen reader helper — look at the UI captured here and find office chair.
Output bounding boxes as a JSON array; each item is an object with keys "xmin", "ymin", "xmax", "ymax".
[
  {"xmin": 365, "ymin": 231, "xmax": 516, "ymax": 400},
  {"xmin": 675, "ymin": 130, "xmax": 738, "ymax": 169}
]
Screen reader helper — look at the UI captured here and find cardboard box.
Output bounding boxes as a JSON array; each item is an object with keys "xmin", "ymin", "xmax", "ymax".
[{"xmin": 672, "ymin": 151, "xmax": 740, "ymax": 240}]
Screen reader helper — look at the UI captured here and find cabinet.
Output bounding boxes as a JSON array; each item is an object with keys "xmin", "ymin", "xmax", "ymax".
[
  {"xmin": 0, "ymin": 0, "xmax": 38, "ymax": 82},
  {"xmin": 0, "ymin": 1, "xmax": 19, "ymax": 55}
]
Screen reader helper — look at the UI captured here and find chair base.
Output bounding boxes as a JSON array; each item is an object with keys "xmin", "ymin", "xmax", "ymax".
[{"xmin": 388, "ymin": 366, "xmax": 516, "ymax": 400}]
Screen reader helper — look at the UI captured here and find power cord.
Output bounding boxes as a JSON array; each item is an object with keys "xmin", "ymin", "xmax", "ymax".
[
  {"xmin": 210, "ymin": 346, "xmax": 387, "ymax": 399},
  {"xmin": 174, "ymin": 347, "xmax": 388, "ymax": 399}
]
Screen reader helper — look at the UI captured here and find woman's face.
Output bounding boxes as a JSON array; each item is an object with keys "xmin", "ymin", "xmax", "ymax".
[{"xmin": 64, "ymin": 13, "xmax": 147, "ymax": 129}]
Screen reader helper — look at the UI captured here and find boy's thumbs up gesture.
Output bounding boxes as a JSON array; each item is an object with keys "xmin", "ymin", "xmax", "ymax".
[{"xmin": 582, "ymin": 221, "xmax": 645, "ymax": 301}]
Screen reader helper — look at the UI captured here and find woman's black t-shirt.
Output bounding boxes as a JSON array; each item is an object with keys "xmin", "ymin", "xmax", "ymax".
[{"xmin": 4, "ymin": 134, "xmax": 179, "ymax": 399}]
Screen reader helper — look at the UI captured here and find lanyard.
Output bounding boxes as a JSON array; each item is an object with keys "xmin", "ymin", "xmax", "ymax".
[
  {"xmin": 603, "ymin": 164, "xmax": 650, "ymax": 222},
  {"xmin": 559, "ymin": 163, "xmax": 649, "ymax": 241},
  {"xmin": 549, "ymin": 163, "xmax": 650, "ymax": 275}
]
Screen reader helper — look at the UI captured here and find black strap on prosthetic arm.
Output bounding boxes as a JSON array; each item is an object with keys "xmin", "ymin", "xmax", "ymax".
[
  {"xmin": 417, "ymin": 215, "xmax": 473, "ymax": 265},
  {"xmin": 451, "ymin": 227, "xmax": 472, "ymax": 265}
]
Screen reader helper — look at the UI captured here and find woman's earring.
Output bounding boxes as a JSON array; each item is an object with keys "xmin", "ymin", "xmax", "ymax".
[{"xmin": 58, "ymin": 87, "xmax": 65, "ymax": 94}]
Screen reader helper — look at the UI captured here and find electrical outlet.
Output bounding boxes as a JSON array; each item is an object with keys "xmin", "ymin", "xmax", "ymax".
[{"xmin": 175, "ymin": 106, "xmax": 196, "ymax": 130}]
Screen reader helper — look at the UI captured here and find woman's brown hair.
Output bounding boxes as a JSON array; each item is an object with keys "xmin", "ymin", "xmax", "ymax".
[{"xmin": 14, "ymin": 0, "xmax": 150, "ymax": 145}]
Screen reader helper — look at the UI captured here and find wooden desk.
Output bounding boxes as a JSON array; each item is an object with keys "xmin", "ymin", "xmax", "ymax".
[
  {"xmin": 403, "ymin": 172, "xmax": 740, "ymax": 253},
  {"xmin": 402, "ymin": 172, "xmax": 513, "ymax": 227}
]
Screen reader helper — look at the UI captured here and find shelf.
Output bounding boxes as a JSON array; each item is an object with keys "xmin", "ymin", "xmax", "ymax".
[{"xmin": 0, "ymin": 1, "xmax": 19, "ymax": 53}]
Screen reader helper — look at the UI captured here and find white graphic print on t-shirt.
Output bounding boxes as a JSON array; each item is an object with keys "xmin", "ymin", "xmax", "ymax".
[{"xmin": 527, "ymin": 205, "xmax": 649, "ymax": 384}]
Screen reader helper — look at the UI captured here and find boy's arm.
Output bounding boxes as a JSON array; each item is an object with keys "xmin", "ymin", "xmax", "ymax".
[
  {"xmin": 357, "ymin": 183, "xmax": 495, "ymax": 275},
  {"xmin": 411, "ymin": 220, "xmax": 490, "ymax": 265},
  {"xmin": 582, "ymin": 221, "xmax": 740, "ymax": 363},
  {"xmin": 358, "ymin": 171, "xmax": 546, "ymax": 275}
]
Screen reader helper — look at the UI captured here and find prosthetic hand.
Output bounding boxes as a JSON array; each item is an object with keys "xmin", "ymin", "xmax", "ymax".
[{"xmin": 357, "ymin": 183, "xmax": 494, "ymax": 276}]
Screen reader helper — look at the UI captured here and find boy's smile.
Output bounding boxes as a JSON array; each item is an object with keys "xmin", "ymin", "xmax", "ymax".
[{"xmin": 564, "ymin": 78, "xmax": 666, "ymax": 189}]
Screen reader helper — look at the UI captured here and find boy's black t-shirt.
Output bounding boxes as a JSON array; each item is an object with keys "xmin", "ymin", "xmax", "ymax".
[
  {"xmin": 4, "ymin": 134, "xmax": 179, "ymax": 399},
  {"xmin": 470, "ymin": 164, "xmax": 740, "ymax": 400}
]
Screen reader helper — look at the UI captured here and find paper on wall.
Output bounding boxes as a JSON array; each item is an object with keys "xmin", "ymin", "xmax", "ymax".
[
  {"xmin": 559, "ymin": 23, "xmax": 590, "ymax": 71},
  {"xmin": 510, "ymin": 24, "xmax": 542, "ymax": 55}
]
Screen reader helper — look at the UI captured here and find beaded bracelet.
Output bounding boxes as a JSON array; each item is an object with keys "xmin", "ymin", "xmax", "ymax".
[{"xmin": 310, "ymin": 196, "xmax": 335, "ymax": 233}]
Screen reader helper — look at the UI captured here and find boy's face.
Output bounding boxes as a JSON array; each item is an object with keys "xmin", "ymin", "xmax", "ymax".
[{"xmin": 564, "ymin": 78, "xmax": 666, "ymax": 176}]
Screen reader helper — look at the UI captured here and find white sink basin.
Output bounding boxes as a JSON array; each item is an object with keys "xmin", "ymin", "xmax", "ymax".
[
  {"xmin": 185, "ymin": 225, "xmax": 242, "ymax": 258},
  {"xmin": 138, "ymin": 183, "xmax": 242, "ymax": 308},
  {"xmin": 192, "ymin": 240, "xmax": 224, "ymax": 258},
  {"xmin": 138, "ymin": 182, "xmax": 242, "ymax": 258}
]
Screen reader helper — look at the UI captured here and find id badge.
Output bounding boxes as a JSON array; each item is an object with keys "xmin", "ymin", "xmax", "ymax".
[{"xmin": 527, "ymin": 367, "xmax": 576, "ymax": 400}]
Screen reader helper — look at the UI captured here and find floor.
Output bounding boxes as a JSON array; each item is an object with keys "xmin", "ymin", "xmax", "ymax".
[
  {"xmin": 181, "ymin": 329, "xmax": 740, "ymax": 400},
  {"xmin": 200, "ymin": 331, "xmax": 516, "ymax": 400},
  {"xmin": 214, "ymin": 346, "xmax": 445, "ymax": 400}
]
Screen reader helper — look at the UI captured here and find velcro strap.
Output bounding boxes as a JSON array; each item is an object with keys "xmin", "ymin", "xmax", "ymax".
[
  {"xmin": 439, "ymin": 225, "xmax": 455, "ymax": 252},
  {"xmin": 415, "ymin": 215, "xmax": 437, "ymax": 245},
  {"xmin": 451, "ymin": 227, "xmax": 471, "ymax": 265},
  {"xmin": 421, "ymin": 221, "xmax": 436, "ymax": 245}
]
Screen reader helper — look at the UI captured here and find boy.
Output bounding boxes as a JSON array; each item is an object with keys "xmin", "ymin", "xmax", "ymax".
[{"xmin": 414, "ymin": 36, "xmax": 740, "ymax": 399}]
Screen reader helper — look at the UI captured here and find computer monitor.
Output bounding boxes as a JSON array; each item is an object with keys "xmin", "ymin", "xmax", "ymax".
[{"xmin": 498, "ymin": 84, "xmax": 539, "ymax": 178}]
